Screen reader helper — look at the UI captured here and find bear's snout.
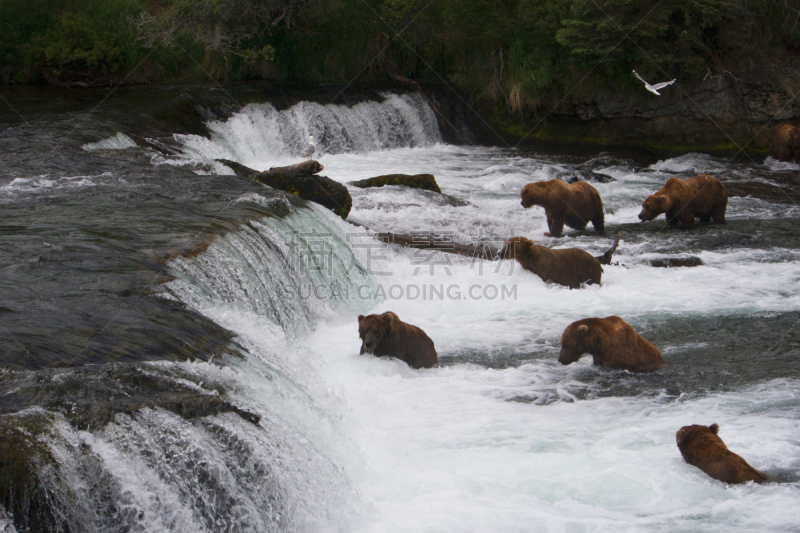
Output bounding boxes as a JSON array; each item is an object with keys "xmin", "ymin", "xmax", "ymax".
[
  {"xmin": 557, "ymin": 350, "xmax": 571, "ymax": 365},
  {"xmin": 638, "ymin": 210, "xmax": 647, "ymax": 221},
  {"xmin": 520, "ymin": 200, "xmax": 525, "ymax": 207}
]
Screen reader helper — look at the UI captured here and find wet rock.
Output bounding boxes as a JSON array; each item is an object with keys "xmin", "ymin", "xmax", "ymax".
[
  {"xmin": 0, "ymin": 365, "xmax": 260, "ymax": 432},
  {"xmin": 0, "ymin": 413, "xmax": 61, "ymax": 532},
  {"xmin": 0, "ymin": 363, "xmax": 261, "ymax": 531},
  {"xmin": 349, "ymin": 174, "xmax": 442, "ymax": 193},
  {"xmin": 567, "ymin": 171, "xmax": 616, "ymax": 184},
  {"xmin": 218, "ymin": 159, "xmax": 352, "ymax": 219},
  {"xmin": 649, "ymin": 256, "xmax": 704, "ymax": 268}
]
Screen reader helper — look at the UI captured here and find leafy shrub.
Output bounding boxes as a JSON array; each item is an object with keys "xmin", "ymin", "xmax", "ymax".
[{"xmin": 23, "ymin": 12, "xmax": 125, "ymax": 85}]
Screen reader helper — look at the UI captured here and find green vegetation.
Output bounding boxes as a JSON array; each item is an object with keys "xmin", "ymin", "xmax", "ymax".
[{"xmin": 2, "ymin": 0, "xmax": 798, "ymax": 110}]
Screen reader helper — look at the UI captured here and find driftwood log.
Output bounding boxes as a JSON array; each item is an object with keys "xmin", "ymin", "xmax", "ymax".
[
  {"xmin": 217, "ymin": 159, "xmax": 352, "ymax": 219},
  {"xmin": 372, "ymin": 230, "xmax": 703, "ymax": 268},
  {"xmin": 350, "ymin": 174, "xmax": 442, "ymax": 193},
  {"xmin": 374, "ymin": 232, "xmax": 499, "ymax": 259}
]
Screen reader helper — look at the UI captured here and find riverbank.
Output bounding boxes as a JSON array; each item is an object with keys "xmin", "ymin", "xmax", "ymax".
[{"xmin": 460, "ymin": 58, "xmax": 800, "ymax": 156}]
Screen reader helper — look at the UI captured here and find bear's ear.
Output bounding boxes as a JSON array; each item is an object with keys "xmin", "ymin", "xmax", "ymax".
[
  {"xmin": 380, "ymin": 312, "xmax": 394, "ymax": 327},
  {"xmin": 525, "ymin": 240, "xmax": 534, "ymax": 248},
  {"xmin": 577, "ymin": 324, "xmax": 589, "ymax": 334},
  {"xmin": 357, "ymin": 314, "xmax": 364, "ymax": 323},
  {"xmin": 709, "ymin": 423, "xmax": 719, "ymax": 435}
]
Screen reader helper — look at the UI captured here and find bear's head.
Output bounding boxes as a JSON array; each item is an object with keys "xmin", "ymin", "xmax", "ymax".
[
  {"xmin": 496, "ymin": 236, "xmax": 534, "ymax": 261},
  {"xmin": 559, "ymin": 323, "xmax": 592, "ymax": 365},
  {"xmin": 357, "ymin": 312, "xmax": 395, "ymax": 354},
  {"xmin": 520, "ymin": 182, "xmax": 547, "ymax": 208},
  {"xmin": 676, "ymin": 423, "xmax": 719, "ymax": 449},
  {"xmin": 638, "ymin": 195, "xmax": 670, "ymax": 221}
]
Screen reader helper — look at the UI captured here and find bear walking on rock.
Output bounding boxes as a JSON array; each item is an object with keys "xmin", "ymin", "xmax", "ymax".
[
  {"xmin": 520, "ymin": 180, "xmax": 605, "ymax": 237},
  {"xmin": 496, "ymin": 233, "xmax": 619, "ymax": 289},
  {"xmin": 559, "ymin": 316, "xmax": 665, "ymax": 371},
  {"xmin": 357, "ymin": 312, "xmax": 437, "ymax": 369},
  {"xmin": 638, "ymin": 175, "xmax": 727, "ymax": 229},
  {"xmin": 676, "ymin": 423, "xmax": 768, "ymax": 484}
]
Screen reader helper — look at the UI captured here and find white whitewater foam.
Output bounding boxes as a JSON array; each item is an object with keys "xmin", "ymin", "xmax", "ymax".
[
  {"xmin": 164, "ymin": 92, "xmax": 441, "ymax": 171},
  {"xmin": 81, "ymin": 132, "xmax": 137, "ymax": 151},
  {"xmin": 153, "ymin": 95, "xmax": 800, "ymax": 531},
  {"xmin": 648, "ymin": 153, "xmax": 728, "ymax": 174},
  {"xmin": 0, "ymin": 172, "xmax": 113, "ymax": 202},
  {"xmin": 764, "ymin": 156, "xmax": 800, "ymax": 171},
  {"xmin": 158, "ymin": 198, "xmax": 800, "ymax": 532},
  {"xmin": 0, "ymin": 507, "xmax": 15, "ymax": 533}
]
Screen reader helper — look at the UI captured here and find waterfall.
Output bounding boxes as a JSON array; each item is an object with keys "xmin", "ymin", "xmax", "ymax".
[
  {"xmin": 9, "ymin": 200, "xmax": 378, "ymax": 531},
  {"xmin": 166, "ymin": 92, "xmax": 443, "ymax": 171},
  {"xmin": 162, "ymin": 199, "xmax": 377, "ymax": 335}
]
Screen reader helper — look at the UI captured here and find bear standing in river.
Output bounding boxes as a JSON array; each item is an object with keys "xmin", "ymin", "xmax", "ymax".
[
  {"xmin": 676, "ymin": 423, "xmax": 768, "ymax": 484},
  {"xmin": 769, "ymin": 123, "xmax": 800, "ymax": 164},
  {"xmin": 559, "ymin": 316, "xmax": 665, "ymax": 371},
  {"xmin": 496, "ymin": 233, "xmax": 619, "ymax": 289},
  {"xmin": 638, "ymin": 174, "xmax": 727, "ymax": 229},
  {"xmin": 357, "ymin": 312, "xmax": 437, "ymax": 369},
  {"xmin": 520, "ymin": 180, "xmax": 605, "ymax": 237}
]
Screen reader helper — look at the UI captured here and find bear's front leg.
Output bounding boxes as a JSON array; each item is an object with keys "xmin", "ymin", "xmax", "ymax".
[
  {"xmin": 679, "ymin": 211, "xmax": 695, "ymax": 229},
  {"xmin": 545, "ymin": 210, "xmax": 564, "ymax": 237}
]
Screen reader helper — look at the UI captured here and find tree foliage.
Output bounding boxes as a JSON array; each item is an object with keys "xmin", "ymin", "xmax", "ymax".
[{"xmin": 1, "ymin": 0, "xmax": 798, "ymax": 107}]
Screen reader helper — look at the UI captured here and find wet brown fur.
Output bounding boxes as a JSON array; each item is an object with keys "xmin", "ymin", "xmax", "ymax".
[
  {"xmin": 769, "ymin": 123, "xmax": 800, "ymax": 164},
  {"xmin": 676, "ymin": 424, "xmax": 768, "ymax": 484},
  {"xmin": 559, "ymin": 316, "xmax": 665, "ymax": 371},
  {"xmin": 638, "ymin": 174, "xmax": 728, "ymax": 229},
  {"xmin": 498, "ymin": 236, "xmax": 603, "ymax": 289},
  {"xmin": 357, "ymin": 312, "xmax": 437, "ymax": 369},
  {"xmin": 520, "ymin": 180, "xmax": 605, "ymax": 237}
]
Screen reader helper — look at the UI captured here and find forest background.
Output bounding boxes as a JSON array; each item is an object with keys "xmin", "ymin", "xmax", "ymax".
[{"xmin": 2, "ymin": 0, "xmax": 799, "ymax": 145}]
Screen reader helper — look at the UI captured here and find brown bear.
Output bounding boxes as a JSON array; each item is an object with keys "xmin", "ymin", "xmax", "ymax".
[
  {"xmin": 559, "ymin": 316, "xmax": 665, "ymax": 370},
  {"xmin": 520, "ymin": 180, "xmax": 605, "ymax": 237},
  {"xmin": 769, "ymin": 123, "xmax": 800, "ymax": 164},
  {"xmin": 496, "ymin": 233, "xmax": 619, "ymax": 289},
  {"xmin": 638, "ymin": 174, "xmax": 728, "ymax": 229},
  {"xmin": 357, "ymin": 312, "xmax": 437, "ymax": 369},
  {"xmin": 676, "ymin": 423, "xmax": 768, "ymax": 484}
]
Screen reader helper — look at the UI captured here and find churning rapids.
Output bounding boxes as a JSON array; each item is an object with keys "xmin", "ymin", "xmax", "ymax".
[{"xmin": 1, "ymin": 84, "xmax": 800, "ymax": 532}]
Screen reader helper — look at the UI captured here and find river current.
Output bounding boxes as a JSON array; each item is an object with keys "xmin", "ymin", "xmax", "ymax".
[{"xmin": 1, "ymin": 84, "xmax": 799, "ymax": 532}]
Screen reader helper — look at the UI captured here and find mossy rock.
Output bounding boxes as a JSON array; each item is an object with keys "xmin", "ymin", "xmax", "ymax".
[
  {"xmin": 255, "ymin": 172, "xmax": 351, "ymax": 219},
  {"xmin": 349, "ymin": 174, "xmax": 442, "ymax": 193},
  {"xmin": 218, "ymin": 159, "xmax": 352, "ymax": 219}
]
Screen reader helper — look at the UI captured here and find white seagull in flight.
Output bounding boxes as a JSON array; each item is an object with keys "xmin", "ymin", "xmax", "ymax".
[
  {"xmin": 632, "ymin": 70, "xmax": 676, "ymax": 95},
  {"xmin": 302, "ymin": 135, "xmax": 316, "ymax": 160}
]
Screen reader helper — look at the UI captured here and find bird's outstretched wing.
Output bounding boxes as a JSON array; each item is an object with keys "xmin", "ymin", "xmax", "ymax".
[
  {"xmin": 650, "ymin": 79, "xmax": 676, "ymax": 91},
  {"xmin": 632, "ymin": 70, "xmax": 649, "ymax": 85}
]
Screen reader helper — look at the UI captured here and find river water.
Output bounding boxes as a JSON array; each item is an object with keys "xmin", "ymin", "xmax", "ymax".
[{"xmin": 1, "ymin": 85, "xmax": 799, "ymax": 532}]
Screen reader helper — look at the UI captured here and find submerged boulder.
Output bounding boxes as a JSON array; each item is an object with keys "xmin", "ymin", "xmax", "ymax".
[
  {"xmin": 218, "ymin": 159, "xmax": 352, "ymax": 219},
  {"xmin": 567, "ymin": 171, "xmax": 615, "ymax": 184},
  {"xmin": 649, "ymin": 256, "xmax": 704, "ymax": 268},
  {"xmin": 349, "ymin": 174, "xmax": 442, "ymax": 193}
]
